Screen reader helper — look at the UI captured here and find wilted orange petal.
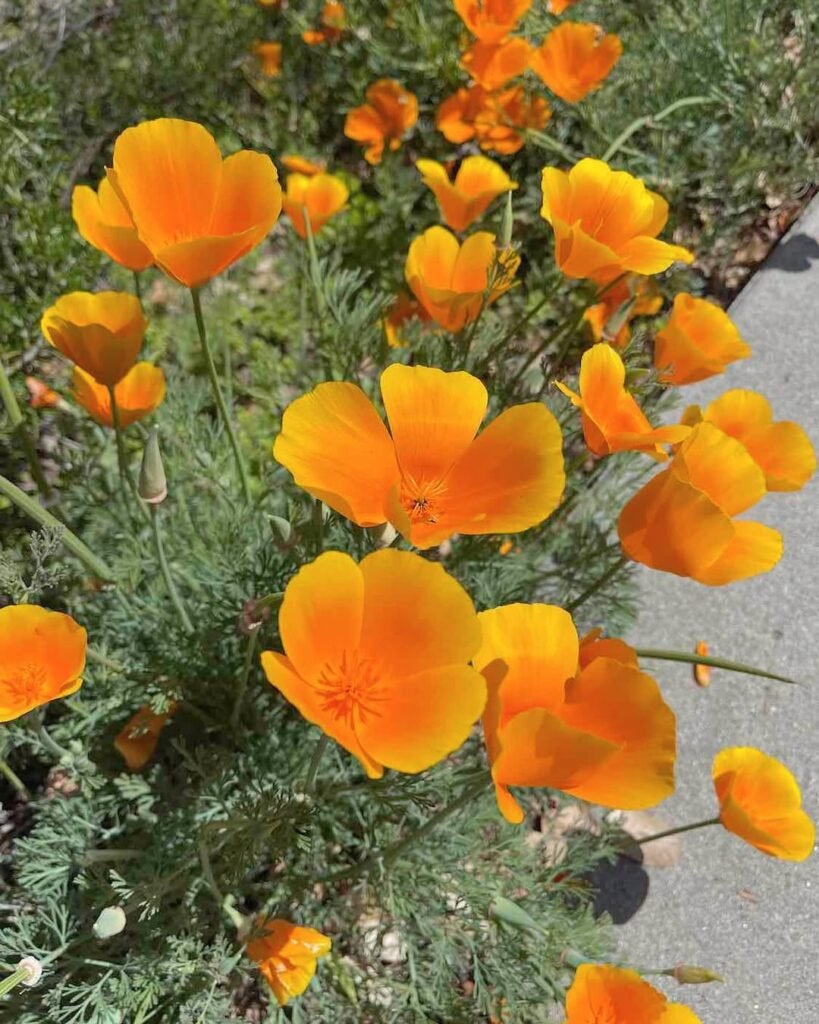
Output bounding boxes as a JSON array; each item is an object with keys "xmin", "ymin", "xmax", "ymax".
[{"xmin": 693, "ymin": 641, "xmax": 711, "ymax": 687}]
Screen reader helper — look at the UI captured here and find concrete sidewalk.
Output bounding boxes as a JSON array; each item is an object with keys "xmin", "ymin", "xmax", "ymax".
[{"xmin": 616, "ymin": 199, "xmax": 819, "ymax": 1021}]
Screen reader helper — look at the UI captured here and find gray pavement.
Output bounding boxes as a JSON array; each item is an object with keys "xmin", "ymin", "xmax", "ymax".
[{"xmin": 616, "ymin": 198, "xmax": 819, "ymax": 1021}]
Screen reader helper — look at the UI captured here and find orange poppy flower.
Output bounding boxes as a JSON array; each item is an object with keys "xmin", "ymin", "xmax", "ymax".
[
  {"xmin": 302, "ymin": 1, "xmax": 346, "ymax": 45},
  {"xmin": 253, "ymin": 40, "xmax": 282, "ymax": 76},
  {"xmin": 453, "ymin": 0, "xmax": 532, "ymax": 44},
  {"xmin": 257, "ymin": 0, "xmax": 282, "ymax": 6},
  {"xmin": 416, "ymin": 156, "xmax": 516, "ymax": 233},
  {"xmin": 555, "ymin": 343, "xmax": 690, "ymax": 459},
  {"xmin": 41, "ymin": 291, "xmax": 147, "ymax": 387},
  {"xmin": 383, "ymin": 293, "xmax": 431, "ymax": 348},
  {"xmin": 72, "ymin": 362, "xmax": 166, "ymax": 428},
  {"xmin": 563, "ymin": 964, "xmax": 703, "ymax": 1024},
  {"xmin": 541, "ymin": 159, "xmax": 694, "ymax": 280},
  {"xmin": 0, "ymin": 604, "xmax": 87, "ymax": 722},
  {"xmin": 688, "ymin": 389, "xmax": 816, "ymax": 492},
  {"xmin": 405, "ymin": 226, "xmax": 519, "ymax": 332},
  {"xmin": 246, "ymin": 918, "xmax": 331, "ymax": 1006},
  {"xmin": 282, "ymin": 172, "xmax": 349, "ymax": 238},
  {"xmin": 548, "ymin": 0, "xmax": 580, "ymax": 12},
  {"xmin": 583, "ymin": 276, "xmax": 662, "ymax": 347},
  {"xmin": 274, "ymin": 363, "xmax": 564, "ymax": 548},
  {"xmin": 618, "ymin": 422, "xmax": 783, "ymax": 585},
  {"xmin": 531, "ymin": 22, "xmax": 622, "ymax": 103},
  {"xmin": 260, "ymin": 549, "xmax": 486, "ymax": 776},
  {"xmin": 437, "ymin": 86, "xmax": 490, "ymax": 145},
  {"xmin": 108, "ymin": 118, "xmax": 281, "ymax": 289},
  {"xmin": 654, "ymin": 293, "xmax": 751, "ymax": 385},
  {"xmin": 474, "ymin": 86, "xmax": 551, "ymax": 155},
  {"xmin": 25, "ymin": 376, "xmax": 61, "ymax": 409},
  {"xmin": 72, "ymin": 177, "xmax": 154, "ymax": 272},
  {"xmin": 461, "ymin": 37, "xmax": 534, "ymax": 91},
  {"xmin": 115, "ymin": 703, "xmax": 177, "ymax": 771},
  {"xmin": 714, "ymin": 747, "xmax": 815, "ymax": 861},
  {"xmin": 475, "ymin": 604, "xmax": 675, "ymax": 824},
  {"xmin": 281, "ymin": 154, "xmax": 326, "ymax": 177},
  {"xmin": 344, "ymin": 79, "xmax": 418, "ymax": 165}
]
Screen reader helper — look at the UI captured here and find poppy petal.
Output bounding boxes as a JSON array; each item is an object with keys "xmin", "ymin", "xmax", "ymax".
[{"xmin": 693, "ymin": 520, "xmax": 783, "ymax": 586}]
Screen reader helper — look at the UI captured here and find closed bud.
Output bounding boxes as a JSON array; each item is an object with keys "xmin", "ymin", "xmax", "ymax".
[
  {"xmin": 138, "ymin": 427, "xmax": 167, "ymax": 504},
  {"xmin": 269, "ymin": 514, "xmax": 296, "ymax": 550},
  {"xmin": 93, "ymin": 906, "xmax": 127, "ymax": 940},
  {"xmin": 499, "ymin": 190, "xmax": 514, "ymax": 249},
  {"xmin": 669, "ymin": 964, "xmax": 724, "ymax": 985},
  {"xmin": 489, "ymin": 896, "xmax": 543, "ymax": 935},
  {"xmin": 367, "ymin": 522, "xmax": 398, "ymax": 549}
]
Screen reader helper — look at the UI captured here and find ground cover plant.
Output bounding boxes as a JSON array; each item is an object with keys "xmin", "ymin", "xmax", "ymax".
[{"xmin": 0, "ymin": 1, "xmax": 816, "ymax": 1021}]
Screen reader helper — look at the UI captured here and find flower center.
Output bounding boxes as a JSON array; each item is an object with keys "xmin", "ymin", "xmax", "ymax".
[
  {"xmin": 315, "ymin": 651, "xmax": 385, "ymax": 726},
  {"xmin": 0, "ymin": 663, "xmax": 48, "ymax": 710},
  {"xmin": 399, "ymin": 473, "xmax": 448, "ymax": 525}
]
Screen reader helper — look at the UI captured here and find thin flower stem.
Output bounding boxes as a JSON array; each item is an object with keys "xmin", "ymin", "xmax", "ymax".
[
  {"xmin": 602, "ymin": 95, "xmax": 719, "ymax": 163},
  {"xmin": 0, "ymin": 356, "xmax": 51, "ymax": 498},
  {"xmin": 230, "ymin": 627, "xmax": 260, "ymax": 733},
  {"xmin": 566, "ymin": 555, "xmax": 629, "ymax": 613},
  {"xmin": 190, "ymin": 288, "xmax": 251, "ymax": 504},
  {"xmin": 132, "ymin": 270, "xmax": 143, "ymax": 304},
  {"xmin": 634, "ymin": 649, "xmax": 799, "ymax": 685},
  {"xmin": 149, "ymin": 504, "xmax": 194, "ymax": 634},
  {"xmin": 460, "ymin": 294, "xmax": 488, "ymax": 368},
  {"xmin": 0, "ymin": 472, "xmax": 115, "ymax": 580},
  {"xmin": 0, "ymin": 757, "xmax": 31, "ymax": 800},
  {"xmin": 312, "ymin": 497, "xmax": 325, "ymax": 555},
  {"xmin": 524, "ymin": 127, "xmax": 577, "ymax": 163},
  {"xmin": 107, "ymin": 385, "xmax": 141, "ymax": 510},
  {"xmin": 485, "ymin": 291, "xmax": 551, "ymax": 369},
  {"xmin": 633, "ymin": 817, "xmax": 721, "ymax": 845},
  {"xmin": 303, "ymin": 734, "xmax": 329, "ymax": 795},
  {"xmin": 36, "ymin": 719, "xmax": 69, "ymax": 761},
  {"xmin": 0, "ymin": 966, "xmax": 30, "ymax": 997},
  {"xmin": 304, "ymin": 212, "xmax": 326, "ymax": 315}
]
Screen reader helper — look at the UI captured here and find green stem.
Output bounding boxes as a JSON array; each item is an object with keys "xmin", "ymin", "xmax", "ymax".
[
  {"xmin": 0, "ymin": 757, "xmax": 31, "ymax": 800},
  {"xmin": 525, "ymin": 127, "xmax": 577, "ymax": 163},
  {"xmin": 633, "ymin": 817, "xmax": 721, "ymax": 846},
  {"xmin": 0, "ymin": 966, "xmax": 30, "ymax": 997},
  {"xmin": 133, "ymin": 271, "xmax": 143, "ymax": 305},
  {"xmin": 149, "ymin": 504, "xmax": 194, "ymax": 634},
  {"xmin": 0, "ymin": 473, "xmax": 115, "ymax": 580},
  {"xmin": 303, "ymin": 734, "xmax": 329, "ymax": 795},
  {"xmin": 312, "ymin": 497, "xmax": 325, "ymax": 555},
  {"xmin": 485, "ymin": 292, "xmax": 552, "ymax": 370},
  {"xmin": 230, "ymin": 627, "xmax": 260, "ymax": 732},
  {"xmin": 634, "ymin": 648, "xmax": 799, "ymax": 685},
  {"xmin": 602, "ymin": 95, "xmax": 719, "ymax": 163},
  {"xmin": 107, "ymin": 385, "xmax": 141, "ymax": 510},
  {"xmin": 566, "ymin": 555, "xmax": 628, "ymax": 613},
  {"xmin": 460, "ymin": 294, "xmax": 488, "ymax": 368},
  {"xmin": 190, "ymin": 288, "xmax": 251, "ymax": 504},
  {"xmin": 0, "ymin": 356, "xmax": 51, "ymax": 498},
  {"xmin": 304, "ymin": 212, "xmax": 326, "ymax": 315},
  {"xmin": 36, "ymin": 720, "xmax": 69, "ymax": 761}
]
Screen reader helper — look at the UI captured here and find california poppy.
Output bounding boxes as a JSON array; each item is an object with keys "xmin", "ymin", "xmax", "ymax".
[
  {"xmin": 261, "ymin": 550, "xmax": 486, "ymax": 776},
  {"xmin": 416, "ymin": 156, "xmax": 517, "ymax": 233},
  {"xmin": 563, "ymin": 964, "xmax": 703, "ymax": 1024},
  {"xmin": 474, "ymin": 86, "xmax": 551, "ymax": 155},
  {"xmin": 437, "ymin": 86, "xmax": 491, "ymax": 145},
  {"xmin": 115, "ymin": 703, "xmax": 177, "ymax": 771},
  {"xmin": 253, "ymin": 40, "xmax": 283, "ymax": 76},
  {"xmin": 282, "ymin": 172, "xmax": 349, "ymax": 238},
  {"xmin": 713, "ymin": 747, "xmax": 815, "ymax": 861},
  {"xmin": 246, "ymin": 918, "xmax": 331, "ymax": 1006},
  {"xmin": 541, "ymin": 158, "xmax": 694, "ymax": 279},
  {"xmin": 475, "ymin": 603, "xmax": 675, "ymax": 824},
  {"xmin": 73, "ymin": 362, "xmax": 166, "ymax": 428},
  {"xmin": 654, "ymin": 293, "xmax": 751, "ymax": 385},
  {"xmin": 549, "ymin": 0, "xmax": 581, "ymax": 12},
  {"xmin": 461, "ymin": 37, "xmax": 534, "ymax": 91},
  {"xmin": 688, "ymin": 389, "xmax": 816, "ymax": 492},
  {"xmin": 344, "ymin": 79, "xmax": 418, "ymax": 165},
  {"xmin": 72, "ymin": 177, "xmax": 153, "ymax": 272},
  {"xmin": 618, "ymin": 422, "xmax": 783, "ymax": 585},
  {"xmin": 273, "ymin": 364, "xmax": 564, "ymax": 549},
  {"xmin": 453, "ymin": 0, "xmax": 532, "ymax": 44},
  {"xmin": 41, "ymin": 291, "xmax": 147, "ymax": 386},
  {"xmin": 555, "ymin": 343, "xmax": 690, "ymax": 459},
  {"xmin": 25, "ymin": 377, "xmax": 61, "ymax": 410},
  {"xmin": 281, "ymin": 154, "xmax": 326, "ymax": 177},
  {"xmin": 530, "ymin": 22, "xmax": 622, "ymax": 104},
  {"xmin": 583, "ymin": 276, "xmax": 662, "ymax": 347},
  {"xmin": 303, "ymin": 1, "xmax": 346, "ymax": 45},
  {"xmin": 0, "ymin": 604, "xmax": 87, "ymax": 722},
  {"xmin": 383, "ymin": 293, "xmax": 431, "ymax": 348},
  {"xmin": 108, "ymin": 118, "xmax": 282, "ymax": 289},
  {"xmin": 405, "ymin": 226, "xmax": 519, "ymax": 332}
]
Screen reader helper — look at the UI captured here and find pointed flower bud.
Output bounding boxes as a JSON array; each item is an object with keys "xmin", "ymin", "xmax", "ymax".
[
  {"xmin": 499, "ymin": 190, "xmax": 514, "ymax": 249},
  {"xmin": 138, "ymin": 427, "xmax": 167, "ymax": 504},
  {"xmin": 669, "ymin": 964, "xmax": 724, "ymax": 985},
  {"xmin": 268, "ymin": 514, "xmax": 296, "ymax": 550}
]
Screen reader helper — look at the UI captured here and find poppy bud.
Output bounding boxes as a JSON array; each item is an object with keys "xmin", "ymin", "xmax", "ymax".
[
  {"xmin": 499, "ymin": 190, "xmax": 514, "ymax": 249},
  {"xmin": 668, "ymin": 964, "xmax": 724, "ymax": 985},
  {"xmin": 367, "ymin": 522, "xmax": 398, "ymax": 548},
  {"xmin": 269, "ymin": 514, "xmax": 296, "ymax": 549},
  {"xmin": 18, "ymin": 956, "xmax": 43, "ymax": 987},
  {"xmin": 138, "ymin": 427, "xmax": 167, "ymax": 504},
  {"xmin": 488, "ymin": 896, "xmax": 543, "ymax": 935},
  {"xmin": 93, "ymin": 906, "xmax": 127, "ymax": 940}
]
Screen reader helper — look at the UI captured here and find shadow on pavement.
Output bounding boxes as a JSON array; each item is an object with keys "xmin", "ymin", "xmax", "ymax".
[
  {"xmin": 588, "ymin": 853, "xmax": 650, "ymax": 925},
  {"xmin": 764, "ymin": 232, "xmax": 819, "ymax": 273}
]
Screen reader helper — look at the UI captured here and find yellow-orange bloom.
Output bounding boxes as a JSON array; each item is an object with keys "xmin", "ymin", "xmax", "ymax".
[
  {"xmin": 531, "ymin": 22, "xmax": 622, "ymax": 103},
  {"xmin": 274, "ymin": 364, "xmax": 564, "ymax": 549},
  {"xmin": 416, "ymin": 156, "xmax": 516, "ymax": 233},
  {"xmin": 654, "ymin": 293, "xmax": 750, "ymax": 385},
  {"xmin": 461, "ymin": 37, "xmax": 534, "ymax": 91},
  {"xmin": 26, "ymin": 377, "xmax": 60, "ymax": 409},
  {"xmin": 257, "ymin": 0, "xmax": 281, "ymax": 6},
  {"xmin": 72, "ymin": 177, "xmax": 153, "ymax": 272},
  {"xmin": 556, "ymin": 343, "xmax": 690, "ymax": 459},
  {"xmin": 405, "ymin": 226, "xmax": 519, "ymax": 332},
  {"xmin": 0, "ymin": 604, "xmax": 86, "ymax": 722},
  {"xmin": 687, "ymin": 389, "xmax": 816, "ymax": 492},
  {"xmin": 109, "ymin": 118, "xmax": 281, "ymax": 289},
  {"xmin": 583, "ymin": 276, "xmax": 662, "ymax": 347},
  {"xmin": 253, "ymin": 40, "xmax": 282, "ymax": 76},
  {"xmin": 73, "ymin": 362, "xmax": 166, "ymax": 428},
  {"xmin": 281, "ymin": 154, "xmax": 325, "ymax": 177},
  {"xmin": 344, "ymin": 79, "xmax": 418, "ymax": 165},
  {"xmin": 549, "ymin": 0, "xmax": 581, "ymax": 12},
  {"xmin": 541, "ymin": 158, "xmax": 694, "ymax": 280},
  {"xmin": 302, "ymin": 1, "xmax": 346, "ymax": 45},
  {"xmin": 437, "ymin": 86, "xmax": 491, "ymax": 145},
  {"xmin": 115, "ymin": 703, "xmax": 177, "ymax": 770},
  {"xmin": 41, "ymin": 291, "xmax": 147, "ymax": 386},
  {"xmin": 282, "ymin": 172, "xmax": 349, "ymax": 238},
  {"xmin": 383, "ymin": 293, "xmax": 431, "ymax": 348},
  {"xmin": 246, "ymin": 918, "xmax": 331, "ymax": 1006},
  {"xmin": 437, "ymin": 85, "xmax": 551, "ymax": 155},
  {"xmin": 453, "ymin": 0, "xmax": 532, "ymax": 44},
  {"xmin": 261, "ymin": 550, "xmax": 486, "ymax": 776},
  {"xmin": 713, "ymin": 747, "xmax": 815, "ymax": 861},
  {"xmin": 618, "ymin": 422, "xmax": 783, "ymax": 585},
  {"xmin": 475, "ymin": 604, "xmax": 675, "ymax": 824},
  {"xmin": 563, "ymin": 964, "xmax": 703, "ymax": 1024}
]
